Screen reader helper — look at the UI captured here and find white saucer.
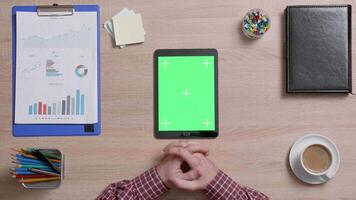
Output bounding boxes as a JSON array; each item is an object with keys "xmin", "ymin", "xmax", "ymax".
[{"xmin": 289, "ymin": 134, "xmax": 340, "ymax": 184}]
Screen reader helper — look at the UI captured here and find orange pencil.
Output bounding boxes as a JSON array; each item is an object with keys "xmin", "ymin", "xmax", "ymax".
[{"xmin": 18, "ymin": 177, "xmax": 60, "ymax": 183}]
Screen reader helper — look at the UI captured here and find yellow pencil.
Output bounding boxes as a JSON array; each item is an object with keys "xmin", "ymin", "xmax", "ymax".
[{"xmin": 18, "ymin": 177, "xmax": 60, "ymax": 183}]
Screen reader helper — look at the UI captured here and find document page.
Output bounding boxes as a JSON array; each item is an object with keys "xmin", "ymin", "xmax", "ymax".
[{"xmin": 15, "ymin": 12, "xmax": 98, "ymax": 124}]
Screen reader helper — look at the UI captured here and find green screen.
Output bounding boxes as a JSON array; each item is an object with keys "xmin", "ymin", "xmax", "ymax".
[{"xmin": 158, "ymin": 56, "xmax": 215, "ymax": 131}]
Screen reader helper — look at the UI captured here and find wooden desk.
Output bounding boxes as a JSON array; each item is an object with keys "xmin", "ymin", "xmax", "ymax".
[{"xmin": 1, "ymin": 0, "xmax": 356, "ymax": 199}]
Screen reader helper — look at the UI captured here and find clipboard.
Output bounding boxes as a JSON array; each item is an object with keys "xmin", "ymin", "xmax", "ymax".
[{"xmin": 12, "ymin": 4, "xmax": 101, "ymax": 137}]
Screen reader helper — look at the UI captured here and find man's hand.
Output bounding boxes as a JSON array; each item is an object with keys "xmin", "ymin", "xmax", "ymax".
[
  {"xmin": 165, "ymin": 146, "xmax": 219, "ymax": 191},
  {"xmin": 156, "ymin": 141, "xmax": 209, "ymax": 189},
  {"xmin": 162, "ymin": 141, "xmax": 209, "ymax": 156}
]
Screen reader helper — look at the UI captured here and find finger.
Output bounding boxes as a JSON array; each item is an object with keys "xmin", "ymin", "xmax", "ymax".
[
  {"xmin": 164, "ymin": 141, "xmax": 190, "ymax": 150},
  {"xmin": 164, "ymin": 144, "xmax": 208, "ymax": 156},
  {"xmin": 185, "ymin": 144, "xmax": 209, "ymax": 156},
  {"xmin": 166, "ymin": 147, "xmax": 200, "ymax": 167},
  {"xmin": 193, "ymin": 153, "xmax": 206, "ymax": 159},
  {"xmin": 180, "ymin": 170, "xmax": 201, "ymax": 181},
  {"xmin": 169, "ymin": 177, "xmax": 200, "ymax": 191},
  {"xmin": 163, "ymin": 141, "xmax": 199, "ymax": 152}
]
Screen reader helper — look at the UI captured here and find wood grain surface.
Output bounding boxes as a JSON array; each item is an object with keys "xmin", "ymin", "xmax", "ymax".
[{"xmin": 1, "ymin": 0, "xmax": 356, "ymax": 199}]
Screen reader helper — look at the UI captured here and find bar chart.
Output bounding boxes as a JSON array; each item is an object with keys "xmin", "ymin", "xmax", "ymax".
[{"xmin": 28, "ymin": 89, "xmax": 85, "ymax": 116}]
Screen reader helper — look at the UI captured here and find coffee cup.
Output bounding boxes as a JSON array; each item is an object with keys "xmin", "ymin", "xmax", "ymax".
[{"xmin": 299, "ymin": 143, "xmax": 333, "ymax": 176}]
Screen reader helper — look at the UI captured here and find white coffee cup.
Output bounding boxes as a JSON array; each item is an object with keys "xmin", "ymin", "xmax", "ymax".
[{"xmin": 299, "ymin": 143, "xmax": 333, "ymax": 176}]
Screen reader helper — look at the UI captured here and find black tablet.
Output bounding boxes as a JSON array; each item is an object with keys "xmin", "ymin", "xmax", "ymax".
[{"xmin": 154, "ymin": 49, "xmax": 218, "ymax": 138}]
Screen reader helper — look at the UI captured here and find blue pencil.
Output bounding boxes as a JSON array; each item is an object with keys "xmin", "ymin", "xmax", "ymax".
[
  {"xmin": 16, "ymin": 154, "xmax": 61, "ymax": 166},
  {"xmin": 15, "ymin": 154, "xmax": 42, "ymax": 162},
  {"xmin": 16, "ymin": 165, "xmax": 55, "ymax": 171},
  {"xmin": 14, "ymin": 161, "xmax": 43, "ymax": 166},
  {"xmin": 15, "ymin": 155, "xmax": 43, "ymax": 164},
  {"xmin": 11, "ymin": 167, "xmax": 57, "ymax": 173},
  {"xmin": 11, "ymin": 168, "xmax": 29, "ymax": 173},
  {"xmin": 13, "ymin": 155, "xmax": 61, "ymax": 166},
  {"xmin": 14, "ymin": 160, "xmax": 61, "ymax": 167},
  {"xmin": 10, "ymin": 171, "xmax": 36, "ymax": 175}
]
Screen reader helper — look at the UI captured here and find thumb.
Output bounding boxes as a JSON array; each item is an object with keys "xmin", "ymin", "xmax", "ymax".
[
  {"xmin": 180, "ymin": 169, "xmax": 201, "ymax": 181},
  {"xmin": 169, "ymin": 177, "xmax": 201, "ymax": 191}
]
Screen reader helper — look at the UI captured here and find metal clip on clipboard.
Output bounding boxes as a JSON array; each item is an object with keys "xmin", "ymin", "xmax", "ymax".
[{"xmin": 37, "ymin": 4, "xmax": 74, "ymax": 16}]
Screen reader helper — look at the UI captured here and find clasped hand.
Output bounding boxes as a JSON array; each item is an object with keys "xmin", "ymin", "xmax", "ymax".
[{"xmin": 156, "ymin": 141, "xmax": 218, "ymax": 191}]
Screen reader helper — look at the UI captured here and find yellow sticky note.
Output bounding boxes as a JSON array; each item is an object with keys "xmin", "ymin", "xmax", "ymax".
[{"xmin": 113, "ymin": 14, "xmax": 145, "ymax": 46}]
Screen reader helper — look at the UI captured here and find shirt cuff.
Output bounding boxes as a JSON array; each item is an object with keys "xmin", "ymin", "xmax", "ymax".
[
  {"xmin": 133, "ymin": 167, "xmax": 169, "ymax": 200},
  {"xmin": 204, "ymin": 170, "xmax": 269, "ymax": 200}
]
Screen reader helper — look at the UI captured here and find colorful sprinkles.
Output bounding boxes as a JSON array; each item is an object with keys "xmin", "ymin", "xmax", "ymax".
[{"xmin": 242, "ymin": 9, "xmax": 271, "ymax": 39}]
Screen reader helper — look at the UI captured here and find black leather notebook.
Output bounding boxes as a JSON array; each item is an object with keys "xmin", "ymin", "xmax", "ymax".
[{"xmin": 286, "ymin": 5, "xmax": 352, "ymax": 93}]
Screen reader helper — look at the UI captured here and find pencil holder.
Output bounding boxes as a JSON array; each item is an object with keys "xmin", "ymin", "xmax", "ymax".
[{"xmin": 11, "ymin": 148, "xmax": 64, "ymax": 189}]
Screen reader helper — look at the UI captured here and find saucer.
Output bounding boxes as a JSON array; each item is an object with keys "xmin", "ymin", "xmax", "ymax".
[{"xmin": 289, "ymin": 134, "xmax": 340, "ymax": 184}]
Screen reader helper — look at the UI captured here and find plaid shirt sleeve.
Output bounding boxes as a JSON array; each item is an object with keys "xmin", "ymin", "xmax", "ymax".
[
  {"xmin": 96, "ymin": 167, "xmax": 169, "ymax": 200},
  {"xmin": 204, "ymin": 170, "xmax": 269, "ymax": 200}
]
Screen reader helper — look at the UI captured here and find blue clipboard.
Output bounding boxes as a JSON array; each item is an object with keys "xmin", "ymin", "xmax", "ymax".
[{"xmin": 12, "ymin": 5, "xmax": 101, "ymax": 137}]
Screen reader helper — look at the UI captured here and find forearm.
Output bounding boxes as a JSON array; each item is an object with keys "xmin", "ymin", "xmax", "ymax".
[
  {"xmin": 96, "ymin": 167, "xmax": 169, "ymax": 200},
  {"xmin": 205, "ymin": 170, "xmax": 269, "ymax": 200}
]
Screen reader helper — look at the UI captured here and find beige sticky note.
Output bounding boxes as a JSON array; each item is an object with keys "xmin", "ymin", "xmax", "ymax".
[{"xmin": 113, "ymin": 14, "xmax": 145, "ymax": 46}]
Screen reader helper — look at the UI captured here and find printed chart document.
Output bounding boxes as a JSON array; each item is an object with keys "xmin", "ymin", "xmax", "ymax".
[{"xmin": 15, "ymin": 12, "xmax": 98, "ymax": 124}]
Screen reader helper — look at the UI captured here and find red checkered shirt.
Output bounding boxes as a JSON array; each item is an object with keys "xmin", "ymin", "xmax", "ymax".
[{"xmin": 97, "ymin": 167, "xmax": 269, "ymax": 200}]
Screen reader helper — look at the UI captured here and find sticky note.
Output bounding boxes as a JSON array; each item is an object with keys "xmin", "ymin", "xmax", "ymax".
[{"xmin": 113, "ymin": 14, "xmax": 145, "ymax": 46}]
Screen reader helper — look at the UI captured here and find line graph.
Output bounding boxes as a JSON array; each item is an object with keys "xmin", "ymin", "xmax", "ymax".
[
  {"xmin": 21, "ymin": 63, "xmax": 41, "ymax": 74},
  {"xmin": 23, "ymin": 25, "xmax": 91, "ymax": 49}
]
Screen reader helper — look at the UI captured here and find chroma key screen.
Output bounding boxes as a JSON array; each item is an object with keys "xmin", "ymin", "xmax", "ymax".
[{"xmin": 158, "ymin": 56, "xmax": 216, "ymax": 131}]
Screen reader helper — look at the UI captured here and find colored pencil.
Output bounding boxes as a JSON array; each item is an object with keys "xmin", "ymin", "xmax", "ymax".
[
  {"xmin": 12, "ymin": 174, "xmax": 53, "ymax": 179},
  {"xmin": 11, "ymin": 168, "xmax": 57, "ymax": 174},
  {"xmin": 10, "ymin": 168, "xmax": 29, "ymax": 173},
  {"xmin": 15, "ymin": 152, "xmax": 62, "ymax": 163},
  {"xmin": 12, "ymin": 155, "xmax": 48, "ymax": 164},
  {"xmin": 10, "ymin": 171, "xmax": 36, "ymax": 175},
  {"xmin": 12, "ymin": 151, "xmax": 35, "ymax": 158},
  {"xmin": 12, "ymin": 160, "xmax": 61, "ymax": 167},
  {"xmin": 18, "ymin": 177, "xmax": 60, "ymax": 183},
  {"xmin": 13, "ymin": 154, "xmax": 36, "ymax": 161},
  {"xmin": 12, "ymin": 161, "xmax": 43, "ymax": 166},
  {"xmin": 13, "ymin": 149, "xmax": 37, "ymax": 159},
  {"xmin": 12, "ymin": 151, "xmax": 61, "ymax": 163},
  {"xmin": 12, "ymin": 156, "xmax": 41, "ymax": 164},
  {"xmin": 17, "ymin": 164, "xmax": 53, "ymax": 170},
  {"xmin": 12, "ymin": 160, "xmax": 44, "ymax": 165},
  {"xmin": 28, "ymin": 168, "xmax": 60, "ymax": 176}
]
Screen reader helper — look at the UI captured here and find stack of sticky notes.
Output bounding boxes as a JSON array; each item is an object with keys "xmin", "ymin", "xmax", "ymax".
[{"xmin": 104, "ymin": 8, "xmax": 146, "ymax": 48}]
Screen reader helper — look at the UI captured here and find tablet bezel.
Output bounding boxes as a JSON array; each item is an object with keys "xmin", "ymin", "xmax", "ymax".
[{"xmin": 154, "ymin": 49, "xmax": 218, "ymax": 139}]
